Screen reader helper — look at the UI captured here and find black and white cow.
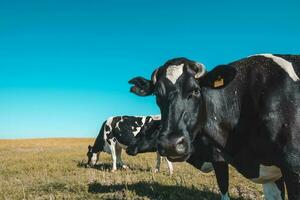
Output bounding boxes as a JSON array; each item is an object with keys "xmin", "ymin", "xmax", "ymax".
[
  {"xmin": 129, "ymin": 54, "xmax": 300, "ymax": 199},
  {"xmin": 87, "ymin": 115, "xmax": 173, "ymax": 174}
]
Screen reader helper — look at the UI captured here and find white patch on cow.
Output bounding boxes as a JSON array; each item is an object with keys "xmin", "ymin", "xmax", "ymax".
[
  {"xmin": 166, "ymin": 64, "xmax": 184, "ymax": 84},
  {"xmin": 104, "ymin": 117, "xmax": 114, "ymax": 137},
  {"xmin": 115, "ymin": 117, "xmax": 123, "ymax": 131},
  {"xmin": 103, "ymin": 117, "xmax": 114, "ymax": 153},
  {"xmin": 221, "ymin": 192, "xmax": 230, "ymax": 200},
  {"xmin": 200, "ymin": 162, "xmax": 214, "ymax": 173},
  {"xmin": 91, "ymin": 153, "xmax": 98, "ymax": 165},
  {"xmin": 151, "ymin": 115, "xmax": 161, "ymax": 120},
  {"xmin": 250, "ymin": 53, "xmax": 300, "ymax": 81},
  {"xmin": 263, "ymin": 182, "xmax": 282, "ymax": 200},
  {"xmin": 109, "ymin": 140, "xmax": 117, "ymax": 171},
  {"xmin": 131, "ymin": 117, "xmax": 146, "ymax": 136},
  {"xmin": 132, "ymin": 127, "xmax": 142, "ymax": 136},
  {"xmin": 251, "ymin": 165, "xmax": 282, "ymax": 184},
  {"xmin": 141, "ymin": 117, "xmax": 146, "ymax": 126}
]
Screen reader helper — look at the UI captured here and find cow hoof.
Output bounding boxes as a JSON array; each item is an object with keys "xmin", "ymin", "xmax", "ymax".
[
  {"xmin": 111, "ymin": 169, "xmax": 117, "ymax": 172},
  {"xmin": 122, "ymin": 165, "xmax": 129, "ymax": 170},
  {"xmin": 154, "ymin": 169, "xmax": 159, "ymax": 173}
]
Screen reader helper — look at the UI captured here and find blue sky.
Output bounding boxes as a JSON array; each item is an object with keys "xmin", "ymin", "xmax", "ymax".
[{"xmin": 0, "ymin": 0, "xmax": 299, "ymax": 138}]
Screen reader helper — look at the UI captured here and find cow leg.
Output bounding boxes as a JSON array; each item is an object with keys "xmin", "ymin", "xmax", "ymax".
[
  {"xmin": 165, "ymin": 157, "xmax": 174, "ymax": 176},
  {"xmin": 212, "ymin": 162, "xmax": 230, "ymax": 200},
  {"xmin": 281, "ymin": 167, "xmax": 300, "ymax": 200},
  {"xmin": 275, "ymin": 177, "xmax": 285, "ymax": 200},
  {"xmin": 95, "ymin": 152, "xmax": 101, "ymax": 165},
  {"xmin": 262, "ymin": 182, "xmax": 283, "ymax": 200},
  {"xmin": 115, "ymin": 144, "xmax": 128, "ymax": 169},
  {"xmin": 154, "ymin": 151, "xmax": 162, "ymax": 173},
  {"xmin": 110, "ymin": 142, "xmax": 117, "ymax": 172},
  {"xmin": 280, "ymin": 147, "xmax": 300, "ymax": 200}
]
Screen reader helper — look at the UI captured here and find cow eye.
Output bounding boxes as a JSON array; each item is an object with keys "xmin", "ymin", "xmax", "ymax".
[
  {"xmin": 192, "ymin": 88, "xmax": 200, "ymax": 95},
  {"xmin": 188, "ymin": 88, "xmax": 200, "ymax": 99}
]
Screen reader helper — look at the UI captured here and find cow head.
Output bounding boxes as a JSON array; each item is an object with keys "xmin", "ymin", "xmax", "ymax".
[
  {"xmin": 126, "ymin": 119, "xmax": 161, "ymax": 156},
  {"xmin": 129, "ymin": 57, "xmax": 236, "ymax": 162},
  {"xmin": 86, "ymin": 145, "xmax": 97, "ymax": 167}
]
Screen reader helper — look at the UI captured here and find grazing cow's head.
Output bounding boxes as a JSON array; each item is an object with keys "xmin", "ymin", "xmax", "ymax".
[
  {"xmin": 129, "ymin": 57, "xmax": 236, "ymax": 162},
  {"xmin": 126, "ymin": 119, "xmax": 161, "ymax": 156},
  {"xmin": 86, "ymin": 145, "xmax": 97, "ymax": 167}
]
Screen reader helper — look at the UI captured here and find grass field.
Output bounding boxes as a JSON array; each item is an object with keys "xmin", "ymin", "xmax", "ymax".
[{"xmin": 0, "ymin": 138, "xmax": 265, "ymax": 200}]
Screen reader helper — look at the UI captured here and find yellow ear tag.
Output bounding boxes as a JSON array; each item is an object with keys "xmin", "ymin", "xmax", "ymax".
[{"xmin": 214, "ymin": 78, "xmax": 224, "ymax": 88}]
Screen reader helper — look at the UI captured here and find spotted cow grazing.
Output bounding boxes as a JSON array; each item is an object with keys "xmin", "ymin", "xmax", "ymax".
[
  {"xmin": 128, "ymin": 54, "xmax": 300, "ymax": 199},
  {"xmin": 87, "ymin": 115, "xmax": 173, "ymax": 174}
]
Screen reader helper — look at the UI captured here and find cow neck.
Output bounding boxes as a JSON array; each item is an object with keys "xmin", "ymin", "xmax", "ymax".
[
  {"xmin": 92, "ymin": 135, "xmax": 104, "ymax": 153},
  {"xmin": 199, "ymin": 86, "xmax": 235, "ymax": 152},
  {"xmin": 200, "ymin": 87, "xmax": 232, "ymax": 152}
]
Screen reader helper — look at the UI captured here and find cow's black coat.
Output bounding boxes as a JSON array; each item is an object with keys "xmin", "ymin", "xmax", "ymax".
[{"xmin": 129, "ymin": 55, "xmax": 299, "ymax": 199}]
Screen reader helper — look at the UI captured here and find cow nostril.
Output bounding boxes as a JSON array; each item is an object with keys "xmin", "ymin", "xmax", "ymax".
[{"xmin": 175, "ymin": 137, "xmax": 186, "ymax": 154}]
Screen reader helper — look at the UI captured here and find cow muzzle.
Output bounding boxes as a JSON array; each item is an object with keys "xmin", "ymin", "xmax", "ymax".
[
  {"xmin": 157, "ymin": 134, "xmax": 190, "ymax": 162},
  {"xmin": 126, "ymin": 146, "xmax": 138, "ymax": 156}
]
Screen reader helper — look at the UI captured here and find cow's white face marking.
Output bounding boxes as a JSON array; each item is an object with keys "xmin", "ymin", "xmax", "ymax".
[
  {"xmin": 251, "ymin": 165, "xmax": 282, "ymax": 184},
  {"xmin": 250, "ymin": 54, "xmax": 300, "ymax": 81},
  {"xmin": 200, "ymin": 162, "xmax": 214, "ymax": 173},
  {"xmin": 166, "ymin": 64, "xmax": 184, "ymax": 84},
  {"xmin": 263, "ymin": 182, "xmax": 282, "ymax": 200}
]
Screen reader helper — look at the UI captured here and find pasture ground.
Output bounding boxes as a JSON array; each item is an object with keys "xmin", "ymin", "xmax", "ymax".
[{"xmin": 0, "ymin": 138, "xmax": 265, "ymax": 200}]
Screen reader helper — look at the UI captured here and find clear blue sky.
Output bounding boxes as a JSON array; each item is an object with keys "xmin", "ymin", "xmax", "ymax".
[{"xmin": 0, "ymin": 0, "xmax": 299, "ymax": 139}]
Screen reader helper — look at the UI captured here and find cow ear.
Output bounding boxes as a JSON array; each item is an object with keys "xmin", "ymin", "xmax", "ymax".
[
  {"xmin": 199, "ymin": 65, "xmax": 237, "ymax": 89},
  {"xmin": 88, "ymin": 145, "xmax": 92, "ymax": 150},
  {"xmin": 128, "ymin": 76, "xmax": 154, "ymax": 96}
]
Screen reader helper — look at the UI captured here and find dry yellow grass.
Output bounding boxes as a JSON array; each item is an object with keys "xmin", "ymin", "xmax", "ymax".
[{"xmin": 0, "ymin": 138, "xmax": 264, "ymax": 200}]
